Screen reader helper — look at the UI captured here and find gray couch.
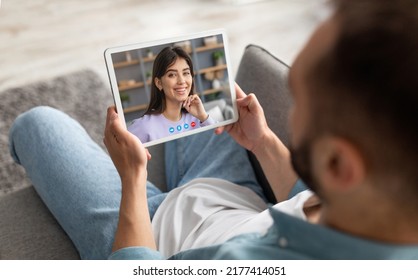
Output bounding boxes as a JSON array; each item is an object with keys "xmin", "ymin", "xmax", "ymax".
[{"xmin": 0, "ymin": 45, "xmax": 291, "ymax": 259}]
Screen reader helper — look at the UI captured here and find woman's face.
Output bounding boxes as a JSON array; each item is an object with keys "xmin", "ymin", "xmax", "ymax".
[{"xmin": 155, "ymin": 57, "xmax": 193, "ymax": 104}]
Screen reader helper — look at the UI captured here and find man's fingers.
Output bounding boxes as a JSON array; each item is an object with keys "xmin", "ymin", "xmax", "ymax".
[
  {"xmin": 234, "ymin": 83, "xmax": 247, "ymax": 99},
  {"xmin": 235, "ymin": 83, "xmax": 260, "ymax": 112},
  {"xmin": 145, "ymin": 149, "xmax": 152, "ymax": 161},
  {"xmin": 105, "ymin": 106, "xmax": 113, "ymax": 131},
  {"xmin": 215, "ymin": 124, "xmax": 232, "ymax": 135},
  {"xmin": 105, "ymin": 105, "xmax": 128, "ymax": 146},
  {"xmin": 105, "ymin": 106, "xmax": 115, "ymax": 141},
  {"xmin": 215, "ymin": 126, "xmax": 225, "ymax": 134},
  {"xmin": 237, "ymin": 93, "xmax": 258, "ymax": 109}
]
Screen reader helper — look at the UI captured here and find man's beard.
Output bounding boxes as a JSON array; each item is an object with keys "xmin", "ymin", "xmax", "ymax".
[{"xmin": 289, "ymin": 139, "xmax": 321, "ymax": 195}]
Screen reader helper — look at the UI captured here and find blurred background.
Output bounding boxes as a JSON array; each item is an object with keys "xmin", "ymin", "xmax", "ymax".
[{"xmin": 0, "ymin": 0, "xmax": 329, "ymax": 92}]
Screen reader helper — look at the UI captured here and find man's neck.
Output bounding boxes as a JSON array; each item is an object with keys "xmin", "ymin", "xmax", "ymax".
[
  {"xmin": 303, "ymin": 194, "xmax": 322, "ymax": 223},
  {"xmin": 319, "ymin": 203, "xmax": 418, "ymax": 244}
]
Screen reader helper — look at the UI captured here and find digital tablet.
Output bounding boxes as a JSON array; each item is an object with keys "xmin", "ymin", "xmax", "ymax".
[{"xmin": 104, "ymin": 29, "xmax": 238, "ymax": 147}]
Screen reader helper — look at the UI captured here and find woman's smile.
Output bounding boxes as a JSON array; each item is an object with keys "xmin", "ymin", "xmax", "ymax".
[{"xmin": 174, "ymin": 86, "xmax": 188, "ymax": 95}]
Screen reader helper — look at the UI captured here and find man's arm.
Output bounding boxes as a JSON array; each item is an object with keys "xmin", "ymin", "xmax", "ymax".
[
  {"xmin": 112, "ymin": 174, "xmax": 156, "ymax": 252},
  {"xmin": 252, "ymin": 128, "xmax": 298, "ymax": 202},
  {"xmin": 104, "ymin": 106, "xmax": 156, "ymax": 252},
  {"xmin": 216, "ymin": 84, "xmax": 298, "ymax": 202}
]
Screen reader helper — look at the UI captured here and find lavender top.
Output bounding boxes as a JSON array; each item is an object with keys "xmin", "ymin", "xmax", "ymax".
[{"xmin": 127, "ymin": 112, "xmax": 216, "ymax": 143}]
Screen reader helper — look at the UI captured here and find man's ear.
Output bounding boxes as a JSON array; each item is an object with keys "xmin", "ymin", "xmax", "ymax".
[{"xmin": 313, "ymin": 136, "xmax": 366, "ymax": 192}]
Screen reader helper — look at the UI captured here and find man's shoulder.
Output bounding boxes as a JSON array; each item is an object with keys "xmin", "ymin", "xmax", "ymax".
[
  {"xmin": 169, "ymin": 231, "xmax": 306, "ymax": 260},
  {"xmin": 171, "ymin": 209, "xmax": 418, "ymax": 260}
]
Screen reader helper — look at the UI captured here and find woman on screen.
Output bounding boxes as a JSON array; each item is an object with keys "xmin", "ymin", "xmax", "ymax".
[{"xmin": 128, "ymin": 46, "xmax": 215, "ymax": 143}]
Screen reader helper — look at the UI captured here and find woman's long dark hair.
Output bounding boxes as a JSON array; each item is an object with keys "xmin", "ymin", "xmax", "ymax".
[{"xmin": 144, "ymin": 46, "xmax": 195, "ymax": 115}]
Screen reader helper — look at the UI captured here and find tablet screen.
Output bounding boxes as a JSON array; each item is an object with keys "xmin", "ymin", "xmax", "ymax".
[{"xmin": 104, "ymin": 29, "xmax": 237, "ymax": 147}]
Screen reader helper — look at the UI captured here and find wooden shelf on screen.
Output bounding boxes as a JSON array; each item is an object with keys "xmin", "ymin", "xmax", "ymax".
[{"xmin": 123, "ymin": 104, "xmax": 148, "ymax": 114}]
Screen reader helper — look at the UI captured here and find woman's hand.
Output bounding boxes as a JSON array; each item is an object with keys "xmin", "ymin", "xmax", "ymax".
[
  {"xmin": 103, "ymin": 106, "xmax": 151, "ymax": 185},
  {"xmin": 215, "ymin": 83, "xmax": 271, "ymax": 153},
  {"xmin": 183, "ymin": 94, "xmax": 208, "ymax": 122}
]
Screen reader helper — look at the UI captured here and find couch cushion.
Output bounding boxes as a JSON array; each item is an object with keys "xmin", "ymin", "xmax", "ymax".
[
  {"xmin": 235, "ymin": 45, "xmax": 292, "ymax": 203},
  {"xmin": 0, "ymin": 187, "xmax": 79, "ymax": 259}
]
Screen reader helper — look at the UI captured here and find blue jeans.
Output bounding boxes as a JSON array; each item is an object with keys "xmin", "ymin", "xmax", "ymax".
[{"xmin": 9, "ymin": 106, "xmax": 265, "ymax": 259}]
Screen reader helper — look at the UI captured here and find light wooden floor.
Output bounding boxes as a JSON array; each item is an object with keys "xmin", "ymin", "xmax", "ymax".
[{"xmin": 0, "ymin": 0, "xmax": 329, "ymax": 92}]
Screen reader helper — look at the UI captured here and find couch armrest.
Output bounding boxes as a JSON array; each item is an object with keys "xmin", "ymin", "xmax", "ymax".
[{"xmin": 235, "ymin": 45, "xmax": 292, "ymax": 203}]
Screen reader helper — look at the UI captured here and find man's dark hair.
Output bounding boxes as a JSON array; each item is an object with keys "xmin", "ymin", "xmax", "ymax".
[{"xmin": 307, "ymin": 0, "xmax": 418, "ymax": 198}]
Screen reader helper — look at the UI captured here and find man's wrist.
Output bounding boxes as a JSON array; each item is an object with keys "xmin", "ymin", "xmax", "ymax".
[
  {"xmin": 251, "ymin": 128, "xmax": 276, "ymax": 157},
  {"xmin": 121, "ymin": 168, "xmax": 147, "ymax": 193}
]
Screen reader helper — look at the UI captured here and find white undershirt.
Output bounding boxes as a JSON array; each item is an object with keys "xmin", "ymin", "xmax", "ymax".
[{"xmin": 152, "ymin": 178, "xmax": 314, "ymax": 258}]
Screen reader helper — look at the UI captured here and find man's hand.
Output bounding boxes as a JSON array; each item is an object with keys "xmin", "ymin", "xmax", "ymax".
[
  {"xmin": 215, "ymin": 83, "xmax": 271, "ymax": 153},
  {"xmin": 103, "ymin": 106, "xmax": 151, "ymax": 185},
  {"xmin": 216, "ymin": 84, "xmax": 298, "ymax": 201}
]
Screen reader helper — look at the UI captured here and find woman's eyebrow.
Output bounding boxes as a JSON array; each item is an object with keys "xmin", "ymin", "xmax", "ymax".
[{"xmin": 165, "ymin": 67, "xmax": 190, "ymax": 74}]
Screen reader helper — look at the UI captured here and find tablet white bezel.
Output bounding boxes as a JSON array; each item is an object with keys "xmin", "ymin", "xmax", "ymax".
[{"xmin": 104, "ymin": 29, "xmax": 238, "ymax": 147}]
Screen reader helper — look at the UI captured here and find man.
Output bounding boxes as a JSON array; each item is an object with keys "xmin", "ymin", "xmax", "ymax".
[
  {"xmin": 10, "ymin": 0, "xmax": 418, "ymax": 259},
  {"xmin": 105, "ymin": 0, "xmax": 418, "ymax": 259}
]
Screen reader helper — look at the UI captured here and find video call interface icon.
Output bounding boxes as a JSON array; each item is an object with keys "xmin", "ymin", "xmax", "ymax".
[{"xmin": 169, "ymin": 121, "xmax": 196, "ymax": 134}]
